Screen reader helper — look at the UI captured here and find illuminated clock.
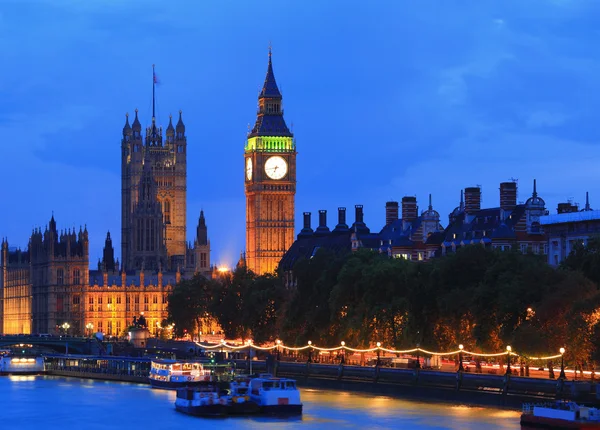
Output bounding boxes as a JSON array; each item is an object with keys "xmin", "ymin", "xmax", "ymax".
[
  {"xmin": 246, "ymin": 158, "xmax": 253, "ymax": 181},
  {"xmin": 264, "ymin": 156, "xmax": 287, "ymax": 180}
]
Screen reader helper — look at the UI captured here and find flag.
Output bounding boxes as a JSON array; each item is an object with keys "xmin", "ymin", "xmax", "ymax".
[{"xmin": 153, "ymin": 71, "xmax": 160, "ymax": 85}]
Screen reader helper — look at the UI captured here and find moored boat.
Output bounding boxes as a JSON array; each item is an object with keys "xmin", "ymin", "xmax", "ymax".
[
  {"xmin": 149, "ymin": 359, "xmax": 211, "ymax": 389},
  {"xmin": 175, "ymin": 384, "xmax": 228, "ymax": 417},
  {"xmin": 0, "ymin": 355, "xmax": 45, "ymax": 376},
  {"xmin": 521, "ymin": 401, "xmax": 600, "ymax": 429},
  {"xmin": 248, "ymin": 374, "xmax": 303, "ymax": 415}
]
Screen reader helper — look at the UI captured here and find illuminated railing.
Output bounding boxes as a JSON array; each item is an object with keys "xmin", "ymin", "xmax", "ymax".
[{"xmin": 195, "ymin": 339, "xmax": 566, "ymax": 361}]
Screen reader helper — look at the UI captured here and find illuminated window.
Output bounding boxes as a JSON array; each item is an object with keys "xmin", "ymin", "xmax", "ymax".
[
  {"xmin": 72, "ymin": 296, "xmax": 80, "ymax": 305},
  {"xmin": 97, "ymin": 321, "xmax": 103, "ymax": 332},
  {"xmin": 164, "ymin": 200, "xmax": 171, "ymax": 224},
  {"xmin": 144, "ymin": 296, "xmax": 149, "ymax": 304},
  {"xmin": 418, "ymin": 252, "xmax": 424, "ymax": 261},
  {"xmin": 108, "ymin": 296, "xmax": 113, "ymax": 305},
  {"xmin": 116, "ymin": 296, "xmax": 121, "ymax": 305},
  {"xmin": 162, "ymin": 295, "xmax": 167, "ymax": 304},
  {"xmin": 89, "ymin": 297, "xmax": 94, "ymax": 304},
  {"xmin": 153, "ymin": 295, "xmax": 158, "ymax": 304},
  {"xmin": 134, "ymin": 296, "xmax": 139, "ymax": 304},
  {"xmin": 98, "ymin": 297, "xmax": 103, "ymax": 305}
]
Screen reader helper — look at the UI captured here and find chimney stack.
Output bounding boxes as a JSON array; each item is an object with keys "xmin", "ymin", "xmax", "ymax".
[
  {"xmin": 355, "ymin": 205, "xmax": 364, "ymax": 224},
  {"xmin": 557, "ymin": 202, "xmax": 578, "ymax": 214},
  {"xmin": 401, "ymin": 197, "xmax": 417, "ymax": 222},
  {"xmin": 499, "ymin": 182, "xmax": 517, "ymax": 212},
  {"xmin": 464, "ymin": 187, "xmax": 481, "ymax": 214},
  {"xmin": 385, "ymin": 201, "xmax": 399, "ymax": 225},
  {"xmin": 298, "ymin": 212, "xmax": 313, "ymax": 238},
  {"xmin": 315, "ymin": 210, "xmax": 330, "ymax": 236},
  {"xmin": 337, "ymin": 207, "xmax": 347, "ymax": 226}
]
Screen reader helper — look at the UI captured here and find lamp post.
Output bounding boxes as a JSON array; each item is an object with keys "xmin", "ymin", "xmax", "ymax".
[
  {"xmin": 85, "ymin": 323, "xmax": 94, "ymax": 337},
  {"xmin": 275, "ymin": 339, "xmax": 282, "ymax": 362},
  {"xmin": 376, "ymin": 342, "xmax": 381, "ymax": 367},
  {"xmin": 458, "ymin": 344, "xmax": 464, "ymax": 372},
  {"xmin": 62, "ymin": 322, "xmax": 70, "ymax": 336},
  {"xmin": 247, "ymin": 339, "xmax": 253, "ymax": 375},
  {"xmin": 415, "ymin": 343, "xmax": 421, "ymax": 369},
  {"xmin": 505, "ymin": 346, "xmax": 512, "ymax": 375},
  {"xmin": 340, "ymin": 341, "xmax": 346, "ymax": 364},
  {"xmin": 559, "ymin": 347, "xmax": 566, "ymax": 379},
  {"xmin": 307, "ymin": 341, "xmax": 313, "ymax": 363}
]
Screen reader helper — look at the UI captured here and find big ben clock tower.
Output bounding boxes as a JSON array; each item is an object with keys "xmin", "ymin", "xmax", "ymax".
[{"xmin": 245, "ymin": 48, "xmax": 296, "ymax": 275}]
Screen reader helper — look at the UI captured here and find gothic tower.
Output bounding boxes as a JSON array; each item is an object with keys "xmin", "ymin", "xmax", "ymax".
[
  {"xmin": 245, "ymin": 49, "xmax": 297, "ymax": 275},
  {"xmin": 121, "ymin": 65, "xmax": 187, "ymax": 271}
]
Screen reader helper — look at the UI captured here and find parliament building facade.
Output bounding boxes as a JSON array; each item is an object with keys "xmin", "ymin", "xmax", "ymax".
[{"xmin": 0, "ymin": 80, "xmax": 212, "ymax": 336}]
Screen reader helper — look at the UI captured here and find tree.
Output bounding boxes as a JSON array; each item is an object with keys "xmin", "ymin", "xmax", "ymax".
[
  {"xmin": 562, "ymin": 235, "xmax": 600, "ymax": 286},
  {"xmin": 167, "ymin": 274, "xmax": 215, "ymax": 338},
  {"xmin": 210, "ymin": 265, "xmax": 255, "ymax": 340}
]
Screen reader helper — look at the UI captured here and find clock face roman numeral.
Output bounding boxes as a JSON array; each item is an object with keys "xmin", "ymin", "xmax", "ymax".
[{"xmin": 246, "ymin": 158, "xmax": 253, "ymax": 180}]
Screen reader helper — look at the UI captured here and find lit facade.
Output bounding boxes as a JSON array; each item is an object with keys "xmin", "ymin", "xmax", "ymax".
[
  {"xmin": 245, "ymin": 49, "xmax": 297, "ymax": 275},
  {"xmin": 540, "ymin": 193, "xmax": 599, "ymax": 266}
]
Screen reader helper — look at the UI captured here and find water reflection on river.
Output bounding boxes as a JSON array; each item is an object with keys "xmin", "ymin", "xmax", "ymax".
[{"xmin": 1, "ymin": 376, "xmax": 520, "ymax": 429}]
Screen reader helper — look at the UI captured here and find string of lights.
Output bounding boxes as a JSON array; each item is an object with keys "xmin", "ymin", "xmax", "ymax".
[{"xmin": 194, "ymin": 340, "xmax": 567, "ymax": 360}]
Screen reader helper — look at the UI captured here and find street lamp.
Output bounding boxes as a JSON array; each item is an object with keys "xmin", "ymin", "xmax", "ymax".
[
  {"xmin": 376, "ymin": 342, "xmax": 381, "ymax": 367},
  {"xmin": 85, "ymin": 323, "xmax": 94, "ymax": 337},
  {"xmin": 559, "ymin": 347, "xmax": 566, "ymax": 379},
  {"xmin": 340, "ymin": 341, "xmax": 346, "ymax": 364},
  {"xmin": 458, "ymin": 344, "xmax": 464, "ymax": 372},
  {"xmin": 275, "ymin": 339, "xmax": 282, "ymax": 362},
  {"xmin": 307, "ymin": 340, "xmax": 313, "ymax": 363},
  {"xmin": 62, "ymin": 322, "xmax": 70, "ymax": 335},
  {"xmin": 246, "ymin": 339, "xmax": 253, "ymax": 375},
  {"xmin": 416, "ymin": 343, "xmax": 421, "ymax": 369},
  {"xmin": 505, "ymin": 346, "xmax": 512, "ymax": 375}
]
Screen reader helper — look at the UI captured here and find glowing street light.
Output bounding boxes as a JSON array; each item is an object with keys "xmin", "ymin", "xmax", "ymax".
[
  {"xmin": 61, "ymin": 322, "xmax": 70, "ymax": 335},
  {"xmin": 376, "ymin": 342, "xmax": 381, "ymax": 367},
  {"xmin": 506, "ymin": 346, "xmax": 512, "ymax": 375},
  {"xmin": 307, "ymin": 340, "xmax": 313, "ymax": 364},
  {"xmin": 85, "ymin": 323, "xmax": 94, "ymax": 337},
  {"xmin": 459, "ymin": 344, "xmax": 464, "ymax": 372},
  {"xmin": 559, "ymin": 347, "xmax": 566, "ymax": 379}
]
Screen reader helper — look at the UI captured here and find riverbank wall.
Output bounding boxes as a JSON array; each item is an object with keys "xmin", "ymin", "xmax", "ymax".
[{"xmin": 41, "ymin": 355, "xmax": 600, "ymax": 408}]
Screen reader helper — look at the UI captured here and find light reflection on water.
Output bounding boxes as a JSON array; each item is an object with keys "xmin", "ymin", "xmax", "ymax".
[{"xmin": 0, "ymin": 376, "xmax": 520, "ymax": 429}]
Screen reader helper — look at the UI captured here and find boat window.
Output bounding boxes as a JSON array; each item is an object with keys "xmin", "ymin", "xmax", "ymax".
[{"xmin": 285, "ymin": 381, "xmax": 296, "ymax": 389}]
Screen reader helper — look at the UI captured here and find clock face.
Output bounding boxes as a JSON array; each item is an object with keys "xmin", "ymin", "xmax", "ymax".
[
  {"xmin": 246, "ymin": 157, "xmax": 253, "ymax": 181},
  {"xmin": 264, "ymin": 156, "xmax": 288, "ymax": 180}
]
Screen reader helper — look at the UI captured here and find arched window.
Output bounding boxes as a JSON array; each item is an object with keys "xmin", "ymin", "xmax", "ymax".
[
  {"xmin": 57, "ymin": 268, "xmax": 64, "ymax": 285},
  {"xmin": 73, "ymin": 269, "xmax": 80, "ymax": 285},
  {"xmin": 164, "ymin": 199, "xmax": 171, "ymax": 224}
]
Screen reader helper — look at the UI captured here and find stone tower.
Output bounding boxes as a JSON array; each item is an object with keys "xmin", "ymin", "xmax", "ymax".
[
  {"xmin": 245, "ymin": 49, "xmax": 297, "ymax": 275},
  {"xmin": 121, "ymin": 65, "xmax": 187, "ymax": 271}
]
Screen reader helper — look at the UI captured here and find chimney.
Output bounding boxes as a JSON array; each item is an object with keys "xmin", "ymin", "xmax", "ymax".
[
  {"xmin": 401, "ymin": 197, "xmax": 417, "ymax": 222},
  {"xmin": 464, "ymin": 187, "xmax": 481, "ymax": 214},
  {"xmin": 338, "ymin": 207, "xmax": 347, "ymax": 226},
  {"xmin": 557, "ymin": 202, "xmax": 578, "ymax": 214},
  {"xmin": 315, "ymin": 210, "xmax": 330, "ymax": 236},
  {"xmin": 385, "ymin": 201, "xmax": 399, "ymax": 225},
  {"xmin": 355, "ymin": 205, "xmax": 364, "ymax": 224},
  {"xmin": 298, "ymin": 212, "xmax": 313, "ymax": 238},
  {"xmin": 499, "ymin": 182, "xmax": 517, "ymax": 212}
]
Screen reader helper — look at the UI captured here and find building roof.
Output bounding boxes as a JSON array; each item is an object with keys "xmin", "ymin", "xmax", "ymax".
[
  {"xmin": 88, "ymin": 270, "xmax": 178, "ymax": 287},
  {"xmin": 540, "ymin": 210, "xmax": 600, "ymax": 226}
]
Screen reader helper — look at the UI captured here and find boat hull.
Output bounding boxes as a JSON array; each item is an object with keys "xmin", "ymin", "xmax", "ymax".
[
  {"xmin": 228, "ymin": 401, "xmax": 261, "ymax": 415},
  {"xmin": 150, "ymin": 379, "xmax": 209, "ymax": 390},
  {"xmin": 175, "ymin": 404, "xmax": 227, "ymax": 417},
  {"xmin": 261, "ymin": 404, "xmax": 303, "ymax": 416},
  {"xmin": 0, "ymin": 371, "xmax": 45, "ymax": 376},
  {"xmin": 521, "ymin": 414, "xmax": 600, "ymax": 429}
]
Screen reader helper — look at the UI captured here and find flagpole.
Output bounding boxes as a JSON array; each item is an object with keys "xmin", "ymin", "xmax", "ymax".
[{"xmin": 152, "ymin": 64, "xmax": 156, "ymax": 120}]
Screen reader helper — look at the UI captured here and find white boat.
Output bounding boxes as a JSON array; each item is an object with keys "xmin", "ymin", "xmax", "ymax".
[
  {"xmin": 248, "ymin": 374, "xmax": 302, "ymax": 415},
  {"xmin": 521, "ymin": 401, "xmax": 600, "ymax": 429},
  {"xmin": 0, "ymin": 355, "xmax": 45, "ymax": 375},
  {"xmin": 149, "ymin": 359, "xmax": 212, "ymax": 389}
]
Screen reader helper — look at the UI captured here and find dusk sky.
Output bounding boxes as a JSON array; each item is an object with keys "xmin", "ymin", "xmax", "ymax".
[{"xmin": 1, "ymin": 0, "xmax": 599, "ymax": 267}]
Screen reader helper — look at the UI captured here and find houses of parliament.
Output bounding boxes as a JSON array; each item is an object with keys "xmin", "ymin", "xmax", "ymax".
[{"xmin": 0, "ymin": 53, "xmax": 297, "ymax": 336}]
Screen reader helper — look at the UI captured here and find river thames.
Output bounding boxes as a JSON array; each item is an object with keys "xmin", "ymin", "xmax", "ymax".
[{"xmin": 1, "ymin": 375, "xmax": 520, "ymax": 429}]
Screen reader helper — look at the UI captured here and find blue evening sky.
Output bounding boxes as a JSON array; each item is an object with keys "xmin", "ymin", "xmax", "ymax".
[{"xmin": 1, "ymin": 0, "xmax": 599, "ymax": 267}]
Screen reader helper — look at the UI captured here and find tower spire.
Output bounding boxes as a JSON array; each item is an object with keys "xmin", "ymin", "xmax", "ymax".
[
  {"xmin": 532, "ymin": 179, "xmax": 537, "ymax": 198},
  {"xmin": 428, "ymin": 194, "xmax": 433, "ymax": 211},
  {"xmin": 151, "ymin": 64, "xmax": 157, "ymax": 138}
]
